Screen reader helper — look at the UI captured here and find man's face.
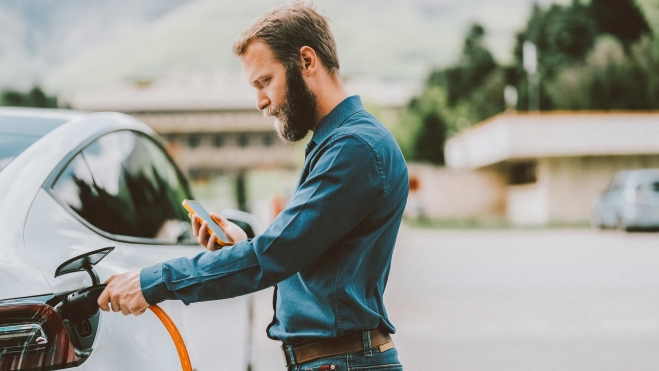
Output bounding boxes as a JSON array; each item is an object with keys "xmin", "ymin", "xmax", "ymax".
[{"xmin": 240, "ymin": 40, "xmax": 317, "ymax": 142}]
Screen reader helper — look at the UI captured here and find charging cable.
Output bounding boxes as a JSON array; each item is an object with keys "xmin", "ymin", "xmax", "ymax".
[
  {"xmin": 57, "ymin": 287, "xmax": 193, "ymax": 371},
  {"xmin": 149, "ymin": 305, "xmax": 192, "ymax": 371}
]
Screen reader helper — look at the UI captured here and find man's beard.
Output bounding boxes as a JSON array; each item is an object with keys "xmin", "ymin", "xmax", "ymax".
[{"xmin": 263, "ymin": 66, "xmax": 317, "ymax": 142}]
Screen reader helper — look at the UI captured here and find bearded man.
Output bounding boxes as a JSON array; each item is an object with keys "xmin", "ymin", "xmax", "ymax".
[{"xmin": 98, "ymin": 3, "xmax": 408, "ymax": 369}]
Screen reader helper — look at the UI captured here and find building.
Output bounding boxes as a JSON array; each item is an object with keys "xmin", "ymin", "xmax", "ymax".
[
  {"xmin": 445, "ymin": 112, "xmax": 659, "ymax": 225},
  {"xmin": 65, "ymin": 74, "xmax": 298, "ymax": 179}
]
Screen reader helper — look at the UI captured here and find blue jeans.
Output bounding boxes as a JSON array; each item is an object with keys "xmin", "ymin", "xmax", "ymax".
[{"xmin": 285, "ymin": 332, "xmax": 403, "ymax": 371}]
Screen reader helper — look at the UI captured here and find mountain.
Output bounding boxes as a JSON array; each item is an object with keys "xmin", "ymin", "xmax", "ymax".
[
  {"xmin": 0, "ymin": 0, "xmax": 566, "ymax": 93},
  {"xmin": 0, "ymin": 0, "xmax": 192, "ymax": 89}
]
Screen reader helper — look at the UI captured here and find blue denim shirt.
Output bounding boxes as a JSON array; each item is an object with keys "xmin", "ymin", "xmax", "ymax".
[{"xmin": 140, "ymin": 96, "xmax": 409, "ymax": 343}]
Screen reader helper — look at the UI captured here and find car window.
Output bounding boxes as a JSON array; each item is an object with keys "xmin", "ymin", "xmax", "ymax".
[
  {"xmin": 638, "ymin": 182, "xmax": 659, "ymax": 192},
  {"xmin": 0, "ymin": 115, "xmax": 67, "ymax": 136},
  {"xmin": 80, "ymin": 131, "xmax": 194, "ymax": 243},
  {"xmin": 637, "ymin": 175, "xmax": 659, "ymax": 192},
  {"xmin": 52, "ymin": 154, "xmax": 115, "ymax": 233},
  {"xmin": 0, "ymin": 133, "xmax": 40, "ymax": 171},
  {"xmin": 0, "ymin": 115, "xmax": 69, "ymax": 172}
]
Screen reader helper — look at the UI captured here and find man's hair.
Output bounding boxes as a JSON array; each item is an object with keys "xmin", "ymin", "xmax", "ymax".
[{"xmin": 233, "ymin": 2, "xmax": 340, "ymax": 76}]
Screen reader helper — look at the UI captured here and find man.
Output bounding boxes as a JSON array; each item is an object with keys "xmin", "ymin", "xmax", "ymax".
[{"xmin": 98, "ymin": 3, "xmax": 408, "ymax": 369}]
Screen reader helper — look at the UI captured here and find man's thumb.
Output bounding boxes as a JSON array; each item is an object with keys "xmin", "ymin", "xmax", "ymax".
[{"xmin": 210, "ymin": 213, "xmax": 227, "ymax": 226}]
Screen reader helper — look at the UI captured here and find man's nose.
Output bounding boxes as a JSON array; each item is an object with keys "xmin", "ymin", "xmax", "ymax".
[{"xmin": 256, "ymin": 92, "xmax": 270, "ymax": 111}]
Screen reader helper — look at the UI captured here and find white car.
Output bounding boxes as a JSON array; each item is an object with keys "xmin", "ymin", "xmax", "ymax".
[
  {"xmin": 592, "ymin": 169, "xmax": 659, "ymax": 231},
  {"xmin": 0, "ymin": 107, "xmax": 260, "ymax": 370}
]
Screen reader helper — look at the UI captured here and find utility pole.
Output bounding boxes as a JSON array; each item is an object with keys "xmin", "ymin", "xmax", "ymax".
[{"xmin": 523, "ymin": 41, "xmax": 540, "ymax": 111}]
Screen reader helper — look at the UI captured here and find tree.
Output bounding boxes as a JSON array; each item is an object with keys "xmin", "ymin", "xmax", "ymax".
[
  {"xmin": 546, "ymin": 36, "xmax": 659, "ymax": 110},
  {"xmin": 413, "ymin": 114, "xmax": 447, "ymax": 165},
  {"xmin": 591, "ymin": 0, "xmax": 651, "ymax": 46},
  {"xmin": 434, "ymin": 24, "xmax": 498, "ymax": 107},
  {"xmin": 512, "ymin": 0, "xmax": 655, "ymax": 111},
  {"xmin": 401, "ymin": 24, "xmax": 505, "ymax": 164},
  {"xmin": 0, "ymin": 87, "xmax": 58, "ymax": 108}
]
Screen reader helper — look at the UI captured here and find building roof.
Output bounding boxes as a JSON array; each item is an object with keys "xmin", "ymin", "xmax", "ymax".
[
  {"xmin": 64, "ymin": 73, "xmax": 417, "ymax": 113},
  {"xmin": 63, "ymin": 74, "xmax": 257, "ymax": 112},
  {"xmin": 445, "ymin": 111, "xmax": 659, "ymax": 169}
]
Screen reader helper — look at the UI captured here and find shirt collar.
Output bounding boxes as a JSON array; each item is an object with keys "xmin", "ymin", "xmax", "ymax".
[{"xmin": 307, "ymin": 95, "xmax": 365, "ymax": 150}]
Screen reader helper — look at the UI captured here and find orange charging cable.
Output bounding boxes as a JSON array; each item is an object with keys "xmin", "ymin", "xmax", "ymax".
[{"xmin": 148, "ymin": 305, "xmax": 192, "ymax": 371}]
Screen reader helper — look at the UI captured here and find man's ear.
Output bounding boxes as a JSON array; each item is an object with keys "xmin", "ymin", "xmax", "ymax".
[{"xmin": 299, "ymin": 46, "xmax": 318, "ymax": 77}]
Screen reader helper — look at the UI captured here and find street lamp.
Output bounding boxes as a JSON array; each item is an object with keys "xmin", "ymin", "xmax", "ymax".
[{"xmin": 523, "ymin": 41, "xmax": 540, "ymax": 111}]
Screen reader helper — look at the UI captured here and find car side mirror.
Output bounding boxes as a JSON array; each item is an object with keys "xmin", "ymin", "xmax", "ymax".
[{"xmin": 220, "ymin": 209, "xmax": 263, "ymax": 239}]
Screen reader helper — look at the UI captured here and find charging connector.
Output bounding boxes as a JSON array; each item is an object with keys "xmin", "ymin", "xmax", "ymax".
[{"xmin": 57, "ymin": 285, "xmax": 107, "ymax": 323}]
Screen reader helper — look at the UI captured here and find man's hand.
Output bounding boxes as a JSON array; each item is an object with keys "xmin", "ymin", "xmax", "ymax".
[
  {"xmin": 190, "ymin": 213, "xmax": 248, "ymax": 252},
  {"xmin": 97, "ymin": 271, "xmax": 149, "ymax": 316}
]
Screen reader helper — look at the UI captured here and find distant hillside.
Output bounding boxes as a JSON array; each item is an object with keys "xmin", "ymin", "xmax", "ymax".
[
  {"xmin": 0, "ymin": 0, "xmax": 192, "ymax": 89},
  {"xmin": 0, "ymin": 0, "xmax": 564, "ymax": 92}
]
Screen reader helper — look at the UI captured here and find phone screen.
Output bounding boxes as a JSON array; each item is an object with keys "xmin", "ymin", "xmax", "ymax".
[{"xmin": 182, "ymin": 200, "xmax": 233, "ymax": 244}]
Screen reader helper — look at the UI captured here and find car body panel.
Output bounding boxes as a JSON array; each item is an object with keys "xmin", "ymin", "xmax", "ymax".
[
  {"xmin": 0, "ymin": 207, "xmax": 52, "ymax": 301},
  {"xmin": 24, "ymin": 189, "xmax": 111, "ymax": 293},
  {"xmin": 0, "ymin": 111, "xmax": 90, "ymax": 301},
  {"xmin": 593, "ymin": 169, "xmax": 659, "ymax": 230}
]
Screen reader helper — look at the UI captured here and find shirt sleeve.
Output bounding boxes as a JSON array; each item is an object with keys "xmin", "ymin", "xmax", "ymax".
[{"xmin": 140, "ymin": 134, "xmax": 385, "ymax": 305}]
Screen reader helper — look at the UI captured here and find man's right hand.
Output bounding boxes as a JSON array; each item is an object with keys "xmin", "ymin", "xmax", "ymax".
[{"xmin": 190, "ymin": 213, "xmax": 248, "ymax": 252}]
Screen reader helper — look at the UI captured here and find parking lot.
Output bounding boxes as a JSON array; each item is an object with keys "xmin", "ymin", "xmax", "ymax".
[{"xmin": 246, "ymin": 227, "xmax": 659, "ymax": 370}]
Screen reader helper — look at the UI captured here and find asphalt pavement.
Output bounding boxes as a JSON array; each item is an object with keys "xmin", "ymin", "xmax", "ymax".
[{"xmin": 248, "ymin": 226, "xmax": 659, "ymax": 370}]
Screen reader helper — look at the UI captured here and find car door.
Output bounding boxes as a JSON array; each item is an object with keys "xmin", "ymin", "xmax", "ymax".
[{"xmin": 77, "ymin": 130, "xmax": 251, "ymax": 371}]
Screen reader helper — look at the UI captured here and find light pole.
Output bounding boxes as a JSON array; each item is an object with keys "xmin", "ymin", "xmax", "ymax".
[{"xmin": 523, "ymin": 41, "xmax": 540, "ymax": 111}]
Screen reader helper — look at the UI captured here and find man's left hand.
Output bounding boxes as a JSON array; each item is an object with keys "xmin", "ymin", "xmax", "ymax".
[{"xmin": 97, "ymin": 271, "xmax": 149, "ymax": 316}]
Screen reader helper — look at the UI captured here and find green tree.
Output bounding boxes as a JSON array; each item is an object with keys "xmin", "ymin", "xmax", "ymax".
[
  {"xmin": 513, "ymin": 1, "xmax": 598, "ymax": 110},
  {"xmin": 513, "ymin": 0, "xmax": 656, "ymax": 111},
  {"xmin": 413, "ymin": 114, "xmax": 447, "ymax": 165},
  {"xmin": 432, "ymin": 24, "xmax": 498, "ymax": 107},
  {"xmin": 0, "ymin": 87, "xmax": 58, "ymax": 108},
  {"xmin": 591, "ymin": 0, "xmax": 651, "ymax": 46},
  {"xmin": 547, "ymin": 36, "xmax": 659, "ymax": 110},
  {"xmin": 401, "ymin": 24, "xmax": 505, "ymax": 163}
]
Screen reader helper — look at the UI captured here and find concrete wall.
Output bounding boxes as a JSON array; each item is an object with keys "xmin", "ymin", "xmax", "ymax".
[
  {"xmin": 506, "ymin": 159, "xmax": 550, "ymax": 225},
  {"xmin": 406, "ymin": 163, "xmax": 506, "ymax": 219},
  {"xmin": 505, "ymin": 155, "xmax": 659, "ymax": 225}
]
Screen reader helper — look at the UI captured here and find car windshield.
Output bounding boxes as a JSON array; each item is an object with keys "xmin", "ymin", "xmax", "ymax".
[{"xmin": 0, "ymin": 115, "xmax": 68, "ymax": 172}]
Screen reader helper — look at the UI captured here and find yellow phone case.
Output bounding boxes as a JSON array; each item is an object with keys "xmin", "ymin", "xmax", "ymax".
[{"xmin": 182, "ymin": 200, "xmax": 233, "ymax": 246}]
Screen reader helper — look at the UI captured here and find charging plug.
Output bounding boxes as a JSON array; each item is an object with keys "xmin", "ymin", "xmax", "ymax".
[{"xmin": 57, "ymin": 284, "xmax": 107, "ymax": 323}]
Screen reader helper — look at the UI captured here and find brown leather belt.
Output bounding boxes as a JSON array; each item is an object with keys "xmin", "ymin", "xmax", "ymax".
[{"xmin": 281, "ymin": 328, "xmax": 394, "ymax": 366}]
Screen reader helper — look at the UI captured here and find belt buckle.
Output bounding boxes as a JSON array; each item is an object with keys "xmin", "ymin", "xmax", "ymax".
[{"xmin": 280, "ymin": 345, "xmax": 289, "ymax": 366}]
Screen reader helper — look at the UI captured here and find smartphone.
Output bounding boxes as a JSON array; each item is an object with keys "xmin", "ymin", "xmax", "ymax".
[{"xmin": 182, "ymin": 200, "xmax": 234, "ymax": 246}]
